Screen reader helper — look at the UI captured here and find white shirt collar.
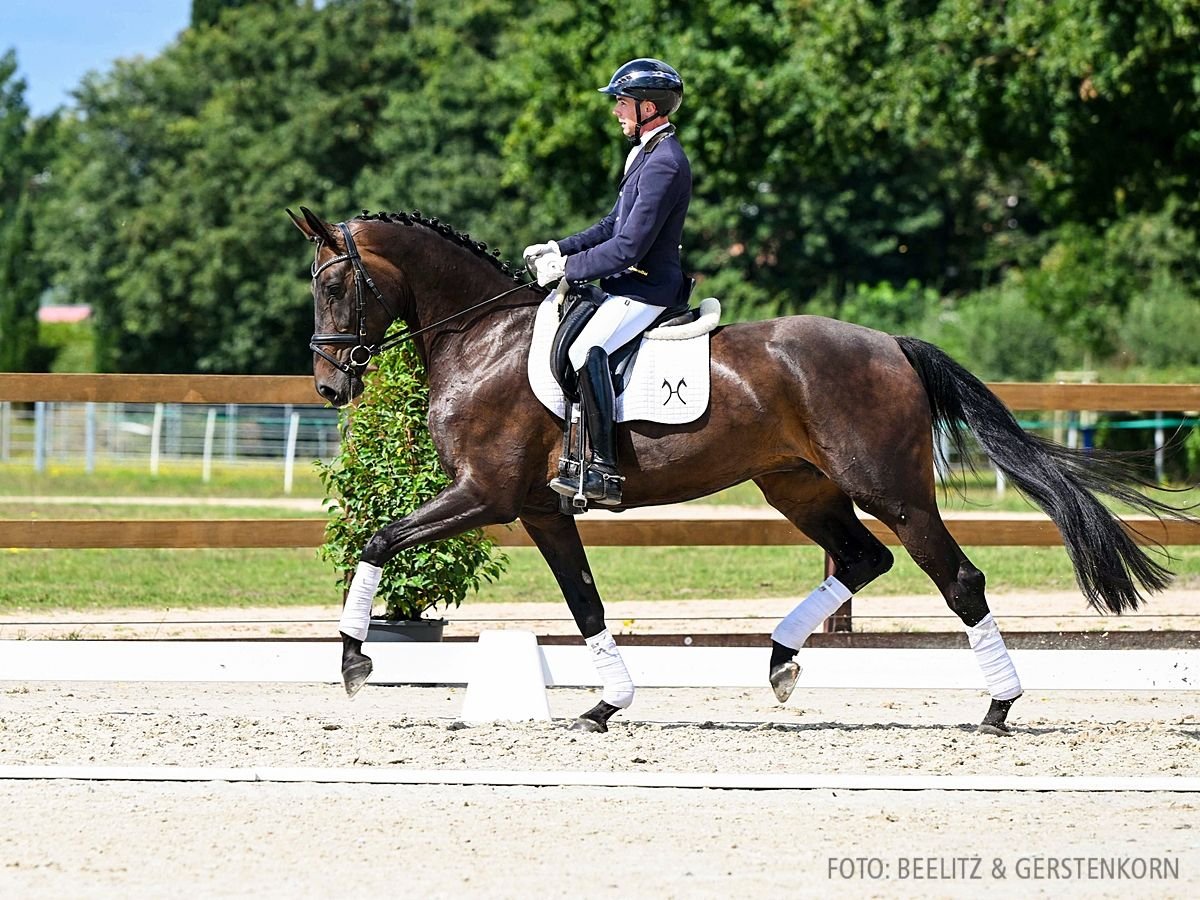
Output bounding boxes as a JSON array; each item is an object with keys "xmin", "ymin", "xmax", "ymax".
[
  {"xmin": 638, "ymin": 122, "xmax": 671, "ymax": 146},
  {"xmin": 624, "ymin": 122, "xmax": 672, "ymax": 175}
]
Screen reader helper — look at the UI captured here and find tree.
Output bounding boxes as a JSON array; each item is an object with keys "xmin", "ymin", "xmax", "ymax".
[
  {"xmin": 191, "ymin": 0, "xmax": 293, "ymax": 29},
  {"xmin": 25, "ymin": 0, "xmax": 1200, "ymax": 378},
  {"xmin": 0, "ymin": 50, "xmax": 51, "ymax": 372},
  {"xmin": 41, "ymin": 0, "xmax": 423, "ymax": 373}
]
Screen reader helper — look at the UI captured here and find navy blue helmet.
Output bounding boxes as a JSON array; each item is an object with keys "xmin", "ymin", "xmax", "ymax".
[{"xmin": 599, "ymin": 58, "xmax": 684, "ymax": 116}]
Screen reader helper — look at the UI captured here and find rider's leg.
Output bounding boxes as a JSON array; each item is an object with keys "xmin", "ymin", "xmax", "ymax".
[
  {"xmin": 577, "ymin": 347, "xmax": 622, "ymax": 504},
  {"xmin": 551, "ymin": 295, "xmax": 661, "ymax": 503},
  {"xmin": 565, "ymin": 295, "xmax": 663, "ymax": 372}
]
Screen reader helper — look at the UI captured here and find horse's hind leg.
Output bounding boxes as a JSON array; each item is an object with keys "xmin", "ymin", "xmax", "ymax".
[
  {"xmin": 520, "ymin": 509, "xmax": 633, "ymax": 733},
  {"xmin": 754, "ymin": 472, "xmax": 895, "ymax": 702},
  {"xmin": 876, "ymin": 504, "xmax": 1023, "ymax": 736}
]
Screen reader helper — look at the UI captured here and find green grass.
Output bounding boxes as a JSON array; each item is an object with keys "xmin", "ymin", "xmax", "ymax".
[
  {"xmin": 488, "ymin": 545, "xmax": 1200, "ymax": 603},
  {"xmin": 3, "ymin": 460, "xmax": 1193, "ymax": 514},
  {"xmin": 1, "ymin": 544, "xmax": 1196, "ymax": 613},
  {"xmin": 0, "ymin": 549, "xmax": 338, "ymax": 610},
  {"xmin": 0, "ymin": 503, "xmax": 325, "ymax": 519},
  {"xmin": 0, "ymin": 460, "xmax": 1196, "ymax": 613},
  {"xmin": 0, "ymin": 461, "xmax": 326, "ymax": 499}
]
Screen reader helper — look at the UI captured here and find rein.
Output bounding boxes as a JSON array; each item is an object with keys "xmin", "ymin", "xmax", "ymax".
[{"xmin": 309, "ymin": 221, "xmax": 537, "ymax": 376}]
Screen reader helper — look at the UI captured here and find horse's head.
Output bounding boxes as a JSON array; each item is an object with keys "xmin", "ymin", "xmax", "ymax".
[{"xmin": 288, "ymin": 207, "xmax": 401, "ymax": 407}]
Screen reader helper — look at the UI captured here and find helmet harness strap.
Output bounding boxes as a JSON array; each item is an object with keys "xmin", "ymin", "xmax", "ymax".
[{"xmin": 629, "ymin": 97, "xmax": 660, "ymax": 144}]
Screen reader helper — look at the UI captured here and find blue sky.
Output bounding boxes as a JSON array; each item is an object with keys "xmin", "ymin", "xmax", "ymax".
[{"xmin": 1, "ymin": 0, "xmax": 192, "ymax": 115}]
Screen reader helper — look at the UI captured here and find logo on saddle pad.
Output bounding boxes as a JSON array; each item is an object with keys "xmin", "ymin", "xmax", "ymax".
[
  {"xmin": 527, "ymin": 296, "xmax": 719, "ymax": 425},
  {"xmin": 662, "ymin": 377, "xmax": 687, "ymax": 405}
]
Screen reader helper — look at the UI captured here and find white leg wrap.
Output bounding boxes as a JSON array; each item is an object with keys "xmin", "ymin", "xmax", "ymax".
[
  {"xmin": 338, "ymin": 562, "xmax": 382, "ymax": 642},
  {"xmin": 585, "ymin": 629, "xmax": 635, "ymax": 708},
  {"xmin": 965, "ymin": 613, "xmax": 1022, "ymax": 701},
  {"xmin": 771, "ymin": 576, "xmax": 852, "ymax": 650}
]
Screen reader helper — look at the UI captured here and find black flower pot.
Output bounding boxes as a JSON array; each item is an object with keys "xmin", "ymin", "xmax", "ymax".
[{"xmin": 366, "ymin": 617, "xmax": 446, "ymax": 643}]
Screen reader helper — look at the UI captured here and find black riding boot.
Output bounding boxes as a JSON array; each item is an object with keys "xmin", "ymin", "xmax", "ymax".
[{"xmin": 550, "ymin": 347, "xmax": 624, "ymax": 506}]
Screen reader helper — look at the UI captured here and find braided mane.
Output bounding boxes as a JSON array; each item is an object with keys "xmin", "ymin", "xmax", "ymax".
[{"xmin": 355, "ymin": 210, "xmax": 526, "ymax": 283}]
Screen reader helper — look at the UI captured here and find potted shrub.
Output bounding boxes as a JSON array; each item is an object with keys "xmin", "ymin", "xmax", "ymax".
[{"xmin": 316, "ymin": 341, "xmax": 506, "ymax": 641}]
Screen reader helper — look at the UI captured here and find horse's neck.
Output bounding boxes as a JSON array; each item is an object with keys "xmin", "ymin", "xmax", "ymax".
[
  {"xmin": 413, "ymin": 281, "xmax": 539, "ymax": 379},
  {"xmin": 377, "ymin": 223, "xmax": 540, "ymax": 375}
]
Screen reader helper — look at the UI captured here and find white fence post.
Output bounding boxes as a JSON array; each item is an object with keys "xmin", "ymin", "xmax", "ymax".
[
  {"xmin": 149, "ymin": 403, "xmax": 164, "ymax": 476},
  {"xmin": 33, "ymin": 402, "xmax": 47, "ymax": 473},
  {"xmin": 1155, "ymin": 411, "xmax": 1165, "ymax": 484},
  {"xmin": 85, "ymin": 402, "xmax": 97, "ymax": 473},
  {"xmin": 224, "ymin": 404, "xmax": 237, "ymax": 461},
  {"xmin": 202, "ymin": 408, "xmax": 217, "ymax": 483},
  {"xmin": 0, "ymin": 401, "xmax": 9, "ymax": 461},
  {"xmin": 283, "ymin": 411, "xmax": 300, "ymax": 494}
]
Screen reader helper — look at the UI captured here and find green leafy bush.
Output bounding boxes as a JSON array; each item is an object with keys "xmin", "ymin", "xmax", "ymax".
[
  {"xmin": 831, "ymin": 279, "xmax": 939, "ymax": 335},
  {"xmin": 915, "ymin": 283, "xmax": 1065, "ymax": 382},
  {"xmin": 40, "ymin": 320, "xmax": 97, "ymax": 373},
  {"xmin": 1118, "ymin": 274, "xmax": 1200, "ymax": 371},
  {"xmin": 316, "ymin": 343, "xmax": 507, "ymax": 621}
]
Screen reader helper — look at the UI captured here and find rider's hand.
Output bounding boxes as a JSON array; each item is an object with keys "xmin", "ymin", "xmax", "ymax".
[
  {"xmin": 522, "ymin": 241, "xmax": 559, "ymax": 269},
  {"xmin": 534, "ymin": 251, "xmax": 567, "ymax": 287}
]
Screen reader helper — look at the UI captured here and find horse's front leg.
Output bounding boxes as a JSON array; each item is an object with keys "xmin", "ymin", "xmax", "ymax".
[
  {"xmin": 339, "ymin": 481, "xmax": 506, "ymax": 697},
  {"xmin": 520, "ymin": 510, "xmax": 632, "ymax": 733}
]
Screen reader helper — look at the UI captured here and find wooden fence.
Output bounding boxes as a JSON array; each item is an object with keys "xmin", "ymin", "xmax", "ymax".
[
  {"xmin": 2, "ymin": 372, "xmax": 1199, "ymax": 410},
  {"xmin": 0, "ymin": 512, "xmax": 1197, "ymax": 550},
  {"xmin": 2, "ymin": 374, "xmax": 1198, "ymax": 636}
]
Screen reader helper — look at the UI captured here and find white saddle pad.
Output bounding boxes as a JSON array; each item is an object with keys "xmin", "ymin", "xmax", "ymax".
[{"xmin": 527, "ymin": 296, "xmax": 717, "ymax": 425}]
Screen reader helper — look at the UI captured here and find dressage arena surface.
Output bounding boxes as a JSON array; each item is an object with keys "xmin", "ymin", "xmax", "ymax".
[
  {"xmin": 1, "ymin": 578, "xmax": 1198, "ymax": 897},
  {"xmin": 1, "ymin": 677, "xmax": 1198, "ymax": 898}
]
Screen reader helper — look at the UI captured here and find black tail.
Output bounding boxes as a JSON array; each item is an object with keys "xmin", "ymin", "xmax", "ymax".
[{"xmin": 895, "ymin": 335, "xmax": 1187, "ymax": 614}]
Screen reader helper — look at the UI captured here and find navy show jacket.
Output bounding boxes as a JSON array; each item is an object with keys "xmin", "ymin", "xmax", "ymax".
[{"xmin": 556, "ymin": 129, "xmax": 692, "ymax": 307}]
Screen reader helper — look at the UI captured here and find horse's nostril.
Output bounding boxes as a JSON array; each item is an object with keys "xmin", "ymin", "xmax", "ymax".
[{"xmin": 317, "ymin": 384, "xmax": 340, "ymax": 404}]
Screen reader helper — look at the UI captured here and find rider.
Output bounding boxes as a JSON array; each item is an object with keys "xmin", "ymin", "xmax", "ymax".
[{"xmin": 524, "ymin": 58, "xmax": 692, "ymax": 507}]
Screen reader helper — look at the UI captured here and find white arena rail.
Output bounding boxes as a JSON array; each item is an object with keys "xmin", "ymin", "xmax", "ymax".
[{"xmin": 1, "ymin": 634, "xmax": 1197, "ymax": 723}]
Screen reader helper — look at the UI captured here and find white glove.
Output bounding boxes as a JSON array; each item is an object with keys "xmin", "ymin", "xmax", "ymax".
[
  {"xmin": 534, "ymin": 251, "xmax": 567, "ymax": 287},
  {"xmin": 522, "ymin": 240, "xmax": 559, "ymax": 269}
]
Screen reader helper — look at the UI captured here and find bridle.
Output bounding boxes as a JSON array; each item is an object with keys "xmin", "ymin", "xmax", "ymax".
[
  {"xmin": 309, "ymin": 221, "xmax": 535, "ymax": 377},
  {"xmin": 309, "ymin": 222, "xmax": 397, "ymax": 376}
]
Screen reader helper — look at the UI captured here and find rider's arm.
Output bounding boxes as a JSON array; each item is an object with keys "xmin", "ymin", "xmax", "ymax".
[{"xmin": 561, "ymin": 153, "xmax": 686, "ymax": 283}]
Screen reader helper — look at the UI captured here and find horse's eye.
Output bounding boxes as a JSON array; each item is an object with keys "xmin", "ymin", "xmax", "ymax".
[{"xmin": 325, "ymin": 284, "xmax": 343, "ymax": 299}]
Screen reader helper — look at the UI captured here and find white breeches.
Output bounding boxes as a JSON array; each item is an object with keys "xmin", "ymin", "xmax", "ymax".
[{"xmin": 567, "ymin": 294, "xmax": 663, "ymax": 371}]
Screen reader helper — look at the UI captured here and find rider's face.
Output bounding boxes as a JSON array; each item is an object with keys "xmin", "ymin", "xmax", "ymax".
[{"xmin": 612, "ymin": 95, "xmax": 656, "ymax": 138}]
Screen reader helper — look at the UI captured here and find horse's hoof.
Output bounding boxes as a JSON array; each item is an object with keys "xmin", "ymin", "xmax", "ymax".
[
  {"xmin": 342, "ymin": 656, "xmax": 373, "ymax": 698},
  {"xmin": 769, "ymin": 660, "xmax": 801, "ymax": 702},
  {"xmin": 977, "ymin": 695, "xmax": 1018, "ymax": 736},
  {"xmin": 568, "ymin": 716, "xmax": 607, "ymax": 734}
]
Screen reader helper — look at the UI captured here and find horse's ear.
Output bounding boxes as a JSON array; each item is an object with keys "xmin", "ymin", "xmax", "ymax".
[
  {"xmin": 289, "ymin": 206, "xmax": 340, "ymax": 248},
  {"xmin": 286, "ymin": 208, "xmax": 314, "ymax": 241}
]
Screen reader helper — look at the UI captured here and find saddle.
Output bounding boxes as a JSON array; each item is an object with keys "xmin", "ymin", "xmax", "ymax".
[{"xmin": 549, "ymin": 283, "xmax": 698, "ymax": 401}]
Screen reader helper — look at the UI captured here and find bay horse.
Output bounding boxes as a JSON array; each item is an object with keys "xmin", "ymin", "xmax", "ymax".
[{"xmin": 290, "ymin": 206, "xmax": 1189, "ymax": 735}]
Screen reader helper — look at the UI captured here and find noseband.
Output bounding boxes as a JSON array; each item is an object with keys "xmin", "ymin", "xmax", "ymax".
[
  {"xmin": 309, "ymin": 222, "xmax": 397, "ymax": 377},
  {"xmin": 309, "ymin": 221, "xmax": 537, "ymax": 377}
]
